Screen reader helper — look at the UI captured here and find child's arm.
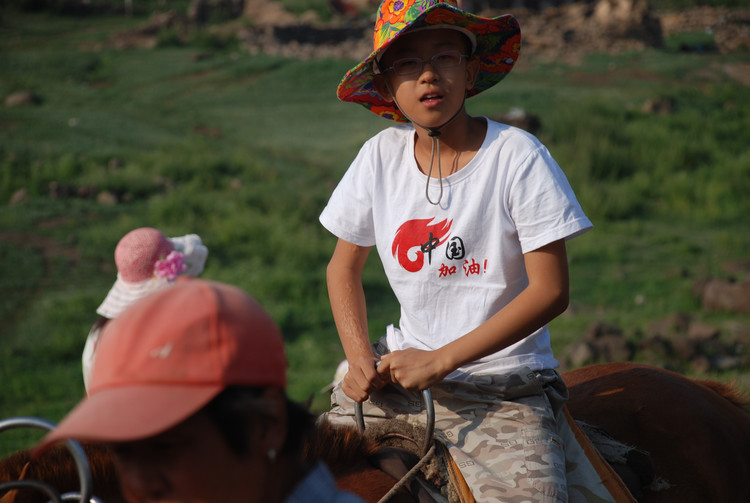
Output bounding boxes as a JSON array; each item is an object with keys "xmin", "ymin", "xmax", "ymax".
[
  {"xmin": 378, "ymin": 239, "xmax": 570, "ymax": 391},
  {"xmin": 326, "ymin": 238, "xmax": 389, "ymax": 401}
]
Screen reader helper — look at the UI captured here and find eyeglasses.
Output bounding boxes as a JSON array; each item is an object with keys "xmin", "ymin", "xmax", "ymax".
[{"xmin": 379, "ymin": 50, "xmax": 468, "ymax": 77}]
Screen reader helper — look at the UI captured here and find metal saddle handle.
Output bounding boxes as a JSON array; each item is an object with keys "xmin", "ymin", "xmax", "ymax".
[
  {"xmin": 0, "ymin": 416, "xmax": 95, "ymax": 503},
  {"xmin": 354, "ymin": 388, "xmax": 435, "ymax": 457}
]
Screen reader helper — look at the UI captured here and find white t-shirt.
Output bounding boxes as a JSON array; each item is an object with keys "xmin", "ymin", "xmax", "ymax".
[{"xmin": 320, "ymin": 118, "xmax": 592, "ymax": 378}]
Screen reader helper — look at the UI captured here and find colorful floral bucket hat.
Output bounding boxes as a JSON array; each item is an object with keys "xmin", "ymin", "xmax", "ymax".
[{"xmin": 337, "ymin": 0, "xmax": 521, "ymax": 123}]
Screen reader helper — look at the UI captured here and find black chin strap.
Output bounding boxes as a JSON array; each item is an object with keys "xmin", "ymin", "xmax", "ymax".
[
  {"xmin": 419, "ymin": 104, "xmax": 464, "ymax": 205},
  {"xmin": 425, "ymin": 129, "xmax": 444, "ymax": 205},
  {"xmin": 385, "ymin": 79, "xmax": 466, "ymax": 205}
]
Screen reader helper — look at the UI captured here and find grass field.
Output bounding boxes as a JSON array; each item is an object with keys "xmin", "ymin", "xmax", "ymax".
[{"xmin": 1, "ymin": 4, "xmax": 749, "ymax": 454}]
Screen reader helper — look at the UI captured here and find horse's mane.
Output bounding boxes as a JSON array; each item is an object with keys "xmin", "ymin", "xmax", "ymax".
[
  {"xmin": 0, "ymin": 444, "xmax": 122, "ymax": 503},
  {"xmin": 304, "ymin": 421, "xmax": 381, "ymax": 472},
  {"xmin": 0, "ymin": 445, "xmax": 80, "ymax": 496},
  {"xmin": 696, "ymin": 378, "xmax": 750, "ymax": 410}
]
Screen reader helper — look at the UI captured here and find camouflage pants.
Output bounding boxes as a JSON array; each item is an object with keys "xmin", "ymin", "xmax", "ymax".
[{"xmin": 323, "ymin": 341, "xmax": 622, "ymax": 503}]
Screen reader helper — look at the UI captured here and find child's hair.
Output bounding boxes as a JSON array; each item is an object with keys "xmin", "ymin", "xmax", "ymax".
[{"xmin": 203, "ymin": 387, "xmax": 316, "ymax": 457}]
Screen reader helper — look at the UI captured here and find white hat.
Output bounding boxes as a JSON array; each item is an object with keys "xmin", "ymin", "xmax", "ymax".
[{"xmin": 321, "ymin": 360, "xmax": 350, "ymax": 393}]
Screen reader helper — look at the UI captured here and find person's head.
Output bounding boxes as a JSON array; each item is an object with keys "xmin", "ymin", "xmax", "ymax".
[
  {"xmin": 373, "ymin": 26, "xmax": 480, "ymax": 131},
  {"xmin": 36, "ymin": 279, "xmax": 298, "ymax": 503},
  {"xmin": 337, "ymin": 0, "xmax": 521, "ymax": 124},
  {"xmin": 96, "ymin": 227, "xmax": 209, "ymax": 319}
]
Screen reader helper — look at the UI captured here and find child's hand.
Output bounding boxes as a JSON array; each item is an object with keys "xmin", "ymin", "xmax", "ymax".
[
  {"xmin": 378, "ymin": 348, "xmax": 449, "ymax": 392},
  {"xmin": 342, "ymin": 355, "xmax": 389, "ymax": 402}
]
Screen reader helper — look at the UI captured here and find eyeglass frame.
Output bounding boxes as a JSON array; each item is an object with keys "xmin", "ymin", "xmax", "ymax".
[{"xmin": 374, "ymin": 49, "xmax": 470, "ymax": 77}]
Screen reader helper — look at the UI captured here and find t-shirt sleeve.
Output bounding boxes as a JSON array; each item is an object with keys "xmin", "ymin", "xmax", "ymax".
[
  {"xmin": 509, "ymin": 144, "xmax": 593, "ymax": 254},
  {"xmin": 319, "ymin": 141, "xmax": 377, "ymax": 247}
]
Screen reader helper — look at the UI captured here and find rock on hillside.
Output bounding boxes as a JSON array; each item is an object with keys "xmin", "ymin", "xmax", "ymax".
[
  {"xmin": 237, "ymin": 0, "xmax": 667, "ymax": 61},
  {"xmin": 493, "ymin": 0, "xmax": 664, "ymax": 62},
  {"xmin": 103, "ymin": 0, "xmax": 750, "ymax": 63},
  {"xmin": 661, "ymin": 6, "xmax": 750, "ymax": 54}
]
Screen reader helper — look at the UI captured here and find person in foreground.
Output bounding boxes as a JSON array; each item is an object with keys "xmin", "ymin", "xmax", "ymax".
[
  {"xmin": 36, "ymin": 279, "xmax": 365, "ymax": 503},
  {"xmin": 319, "ymin": 1, "xmax": 625, "ymax": 501}
]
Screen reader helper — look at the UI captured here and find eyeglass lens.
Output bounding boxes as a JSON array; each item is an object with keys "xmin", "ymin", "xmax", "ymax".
[{"xmin": 390, "ymin": 50, "xmax": 466, "ymax": 76}]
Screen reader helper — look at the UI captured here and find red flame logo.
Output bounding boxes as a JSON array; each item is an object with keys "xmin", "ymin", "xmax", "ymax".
[{"xmin": 392, "ymin": 218, "xmax": 452, "ymax": 272}]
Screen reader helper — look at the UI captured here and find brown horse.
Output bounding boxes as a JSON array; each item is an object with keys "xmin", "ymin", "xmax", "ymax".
[
  {"xmin": 0, "ymin": 417, "xmax": 427, "ymax": 503},
  {"xmin": 563, "ymin": 361, "xmax": 750, "ymax": 503},
  {"xmin": 2, "ymin": 362, "xmax": 749, "ymax": 503}
]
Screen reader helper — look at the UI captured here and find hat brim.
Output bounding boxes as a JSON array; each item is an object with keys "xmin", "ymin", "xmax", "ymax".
[
  {"xmin": 33, "ymin": 384, "xmax": 222, "ymax": 455},
  {"xmin": 337, "ymin": 4, "xmax": 521, "ymax": 122},
  {"xmin": 96, "ymin": 275, "xmax": 171, "ymax": 319}
]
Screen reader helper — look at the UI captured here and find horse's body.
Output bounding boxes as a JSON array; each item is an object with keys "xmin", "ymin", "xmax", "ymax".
[
  {"xmin": 563, "ymin": 362, "xmax": 750, "ymax": 503},
  {"xmin": 2, "ymin": 362, "xmax": 749, "ymax": 503}
]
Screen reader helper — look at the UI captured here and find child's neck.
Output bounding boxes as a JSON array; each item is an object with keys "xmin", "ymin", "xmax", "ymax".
[{"xmin": 413, "ymin": 115, "xmax": 486, "ymax": 177}]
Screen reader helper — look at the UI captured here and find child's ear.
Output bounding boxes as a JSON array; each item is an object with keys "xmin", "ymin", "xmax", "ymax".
[
  {"xmin": 465, "ymin": 55, "xmax": 480, "ymax": 91},
  {"xmin": 255, "ymin": 388, "xmax": 287, "ymax": 459},
  {"xmin": 373, "ymin": 75, "xmax": 394, "ymax": 103}
]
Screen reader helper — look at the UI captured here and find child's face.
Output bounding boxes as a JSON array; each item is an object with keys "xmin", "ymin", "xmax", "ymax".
[
  {"xmin": 375, "ymin": 28, "xmax": 479, "ymax": 129},
  {"xmin": 108, "ymin": 409, "xmax": 272, "ymax": 503}
]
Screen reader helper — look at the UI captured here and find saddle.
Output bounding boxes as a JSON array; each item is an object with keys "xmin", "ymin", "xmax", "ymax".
[
  {"xmin": 362, "ymin": 418, "xmax": 472, "ymax": 503},
  {"xmin": 362, "ymin": 407, "xmax": 654, "ymax": 503}
]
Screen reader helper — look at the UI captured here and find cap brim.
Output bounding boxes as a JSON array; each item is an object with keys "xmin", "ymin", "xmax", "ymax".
[{"xmin": 33, "ymin": 384, "xmax": 222, "ymax": 456}]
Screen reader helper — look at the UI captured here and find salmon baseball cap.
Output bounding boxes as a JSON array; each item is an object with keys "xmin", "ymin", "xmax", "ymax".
[{"xmin": 35, "ymin": 279, "xmax": 286, "ymax": 453}]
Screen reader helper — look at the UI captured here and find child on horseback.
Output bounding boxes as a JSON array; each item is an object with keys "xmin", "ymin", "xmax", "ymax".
[{"xmin": 319, "ymin": 1, "xmax": 623, "ymax": 501}]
